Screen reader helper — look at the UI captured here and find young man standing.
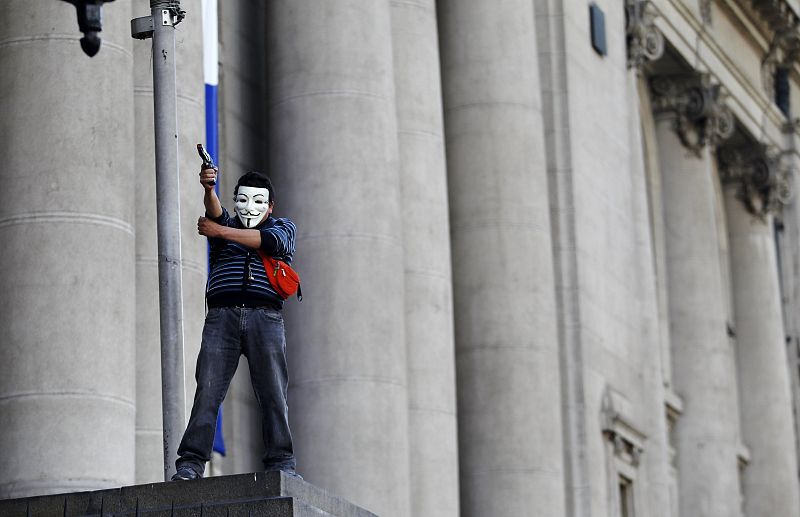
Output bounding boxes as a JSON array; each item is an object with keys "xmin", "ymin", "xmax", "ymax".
[{"xmin": 171, "ymin": 166, "xmax": 298, "ymax": 480}]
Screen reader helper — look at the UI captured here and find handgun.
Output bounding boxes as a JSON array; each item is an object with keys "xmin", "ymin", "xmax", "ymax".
[{"xmin": 197, "ymin": 143, "xmax": 217, "ymax": 186}]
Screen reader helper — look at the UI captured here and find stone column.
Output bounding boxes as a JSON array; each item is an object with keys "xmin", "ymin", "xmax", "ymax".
[
  {"xmin": 718, "ymin": 147, "xmax": 800, "ymax": 517},
  {"xmin": 264, "ymin": 2, "xmax": 410, "ymax": 515},
  {"xmin": 0, "ymin": 0, "xmax": 135, "ymax": 497},
  {"xmin": 780, "ymin": 126, "xmax": 800, "ymax": 500},
  {"xmin": 437, "ymin": 1, "xmax": 565, "ymax": 515},
  {"xmin": 651, "ymin": 76, "xmax": 742, "ymax": 517},
  {"xmin": 133, "ymin": 29, "xmax": 162, "ymax": 483},
  {"xmin": 631, "ymin": 76, "xmax": 673, "ymax": 517},
  {"xmin": 133, "ymin": 0, "xmax": 207, "ymax": 482},
  {"xmin": 390, "ymin": 1, "xmax": 460, "ymax": 516}
]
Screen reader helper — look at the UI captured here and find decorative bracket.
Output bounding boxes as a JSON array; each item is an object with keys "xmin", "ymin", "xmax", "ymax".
[
  {"xmin": 650, "ymin": 74, "xmax": 735, "ymax": 155},
  {"xmin": 717, "ymin": 143, "xmax": 793, "ymax": 217},
  {"xmin": 601, "ymin": 387, "xmax": 646, "ymax": 467},
  {"xmin": 626, "ymin": 0, "xmax": 665, "ymax": 69}
]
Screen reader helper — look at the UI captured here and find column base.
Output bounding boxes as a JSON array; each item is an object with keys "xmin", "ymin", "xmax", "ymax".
[{"xmin": 0, "ymin": 471, "xmax": 376, "ymax": 517}]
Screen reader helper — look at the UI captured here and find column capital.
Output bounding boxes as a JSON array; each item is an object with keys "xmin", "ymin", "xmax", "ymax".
[
  {"xmin": 625, "ymin": 0, "xmax": 665, "ymax": 69},
  {"xmin": 650, "ymin": 74, "xmax": 735, "ymax": 155},
  {"xmin": 717, "ymin": 143, "xmax": 793, "ymax": 217}
]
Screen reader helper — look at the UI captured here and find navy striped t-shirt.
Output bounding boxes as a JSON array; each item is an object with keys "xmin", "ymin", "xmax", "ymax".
[{"xmin": 206, "ymin": 208, "xmax": 296, "ymax": 309}]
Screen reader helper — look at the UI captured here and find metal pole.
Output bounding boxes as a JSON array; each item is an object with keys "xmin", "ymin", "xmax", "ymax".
[{"xmin": 150, "ymin": 2, "xmax": 186, "ymax": 482}]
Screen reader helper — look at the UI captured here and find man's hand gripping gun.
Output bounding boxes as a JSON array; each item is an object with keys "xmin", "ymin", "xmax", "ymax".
[{"xmin": 197, "ymin": 143, "xmax": 217, "ymax": 187}]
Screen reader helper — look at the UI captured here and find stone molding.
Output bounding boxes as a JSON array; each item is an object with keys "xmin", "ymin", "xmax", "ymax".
[
  {"xmin": 664, "ymin": 391, "xmax": 684, "ymax": 472},
  {"xmin": 626, "ymin": 0, "xmax": 665, "ymax": 69},
  {"xmin": 601, "ymin": 387, "xmax": 646, "ymax": 468},
  {"xmin": 650, "ymin": 74, "xmax": 735, "ymax": 155},
  {"xmin": 717, "ymin": 143, "xmax": 793, "ymax": 216}
]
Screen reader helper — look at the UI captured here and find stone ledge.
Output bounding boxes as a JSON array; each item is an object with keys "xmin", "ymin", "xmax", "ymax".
[{"xmin": 0, "ymin": 472, "xmax": 376, "ymax": 517}]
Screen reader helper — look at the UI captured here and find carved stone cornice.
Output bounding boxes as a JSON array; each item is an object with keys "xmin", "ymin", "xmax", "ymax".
[
  {"xmin": 626, "ymin": 0, "xmax": 665, "ymax": 69},
  {"xmin": 763, "ymin": 23, "xmax": 800, "ymax": 93},
  {"xmin": 737, "ymin": 1, "xmax": 800, "ymax": 94},
  {"xmin": 746, "ymin": 0, "xmax": 799, "ymax": 32},
  {"xmin": 650, "ymin": 74, "xmax": 735, "ymax": 155},
  {"xmin": 717, "ymin": 143, "xmax": 793, "ymax": 217}
]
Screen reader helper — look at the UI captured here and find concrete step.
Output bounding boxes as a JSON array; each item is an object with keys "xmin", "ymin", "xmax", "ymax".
[{"xmin": 0, "ymin": 472, "xmax": 375, "ymax": 517}]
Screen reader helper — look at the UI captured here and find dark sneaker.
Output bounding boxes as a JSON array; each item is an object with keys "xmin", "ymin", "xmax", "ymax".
[{"xmin": 171, "ymin": 465, "xmax": 201, "ymax": 481}]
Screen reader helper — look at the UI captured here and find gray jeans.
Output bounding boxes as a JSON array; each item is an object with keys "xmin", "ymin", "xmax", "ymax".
[{"xmin": 176, "ymin": 306, "xmax": 295, "ymax": 475}]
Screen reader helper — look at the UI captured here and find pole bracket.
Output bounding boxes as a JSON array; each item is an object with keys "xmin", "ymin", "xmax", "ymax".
[
  {"xmin": 131, "ymin": 15, "xmax": 154, "ymax": 40},
  {"xmin": 161, "ymin": 9, "xmax": 175, "ymax": 27}
]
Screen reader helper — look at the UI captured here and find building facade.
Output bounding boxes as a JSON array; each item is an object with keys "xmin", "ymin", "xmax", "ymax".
[{"xmin": 1, "ymin": 1, "xmax": 800, "ymax": 516}]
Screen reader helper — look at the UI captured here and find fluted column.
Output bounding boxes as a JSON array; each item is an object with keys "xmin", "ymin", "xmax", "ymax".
[
  {"xmin": 390, "ymin": 1, "xmax": 460, "ymax": 516},
  {"xmin": 133, "ymin": 0, "xmax": 207, "ymax": 482},
  {"xmin": 651, "ymin": 76, "xmax": 741, "ymax": 517},
  {"xmin": 438, "ymin": 1, "xmax": 564, "ymax": 515},
  {"xmin": 265, "ymin": 2, "xmax": 410, "ymax": 515},
  {"xmin": 0, "ymin": 0, "xmax": 135, "ymax": 497},
  {"xmin": 719, "ymin": 147, "xmax": 800, "ymax": 517}
]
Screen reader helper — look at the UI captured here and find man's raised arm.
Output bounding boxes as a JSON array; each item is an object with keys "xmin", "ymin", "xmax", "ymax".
[
  {"xmin": 197, "ymin": 218, "xmax": 263, "ymax": 249},
  {"xmin": 200, "ymin": 166, "xmax": 223, "ymax": 218}
]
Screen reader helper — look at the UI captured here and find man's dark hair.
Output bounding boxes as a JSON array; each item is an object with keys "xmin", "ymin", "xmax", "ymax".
[{"xmin": 234, "ymin": 171, "xmax": 274, "ymax": 203}]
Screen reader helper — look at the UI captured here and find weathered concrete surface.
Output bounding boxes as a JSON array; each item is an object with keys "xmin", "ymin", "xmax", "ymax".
[
  {"xmin": 724, "ymin": 189, "xmax": 800, "ymax": 517},
  {"xmin": 438, "ymin": 1, "xmax": 565, "ymax": 515},
  {"xmin": 133, "ymin": 31, "xmax": 164, "ymax": 483},
  {"xmin": 0, "ymin": 0, "xmax": 136, "ymax": 498},
  {"xmin": 656, "ymin": 117, "xmax": 741, "ymax": 517},
  {"xmin": 264, "ymin": 1, "xmax": 410, "ymax": 515},
  {"xmin": 0, "ymin": 472, "xmax": 376, "ymax": 517},
  {"xmin": 132, "ymin": 0, "xmax": 207, "ymax": 483},
  {"xmin": 390, "ymin": 1, "xmax": 460, "ymax": 516}
]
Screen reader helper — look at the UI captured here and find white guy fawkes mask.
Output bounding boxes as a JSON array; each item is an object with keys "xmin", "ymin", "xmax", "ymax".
[{"xmin": 234, "ymin": 186, "xmax": 271, "ymax": 228}]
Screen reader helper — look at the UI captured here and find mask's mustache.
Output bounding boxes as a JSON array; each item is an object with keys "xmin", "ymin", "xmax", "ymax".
[{"xmin": 236, "ymin": 209, "xmax": 264, "ymax": 217}]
